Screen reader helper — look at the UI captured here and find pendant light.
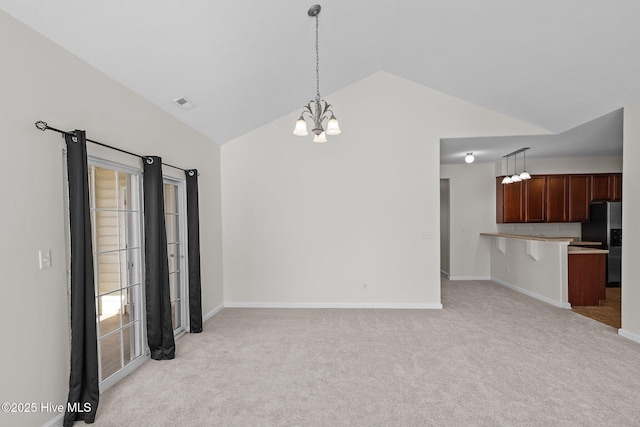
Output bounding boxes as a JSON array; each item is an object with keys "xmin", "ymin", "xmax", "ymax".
[
  {"xmin": 511, "ymin": 153, "xmax": 522, "ymax": 183},
  {"xmin": 501, "ymin": 156, "xmax": 512, "ymax": 184},
  {"xmin": 293, "ymin": 5, "xmax": 341, "ymax": 142},
  {"xmin": 520, "ymin": 149, "xmax": 531, "ymax": 180}
]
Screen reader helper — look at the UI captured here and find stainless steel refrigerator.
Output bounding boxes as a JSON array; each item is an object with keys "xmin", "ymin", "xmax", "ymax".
[{"xmin": 581, "ymin": 201, "xmax": 622, "ymax": 286}]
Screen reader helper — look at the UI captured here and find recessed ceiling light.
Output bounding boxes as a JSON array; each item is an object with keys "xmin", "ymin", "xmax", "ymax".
[{"xmin": 173, "ymin": 96, "xmax": 196, "ymax": 110}]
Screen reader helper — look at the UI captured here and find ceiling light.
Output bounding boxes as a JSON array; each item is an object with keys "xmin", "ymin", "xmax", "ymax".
[
  {"xmin": 502, "ymin": 153, "xmax": 512, "ymax": 184},
  {"xmin": 502, "ymin": 147, "xmax": 531, "ymax": 184},
  {"xmin": 313, "ymin": 131, "xmax": 327, "ymax": 143},
  {"xmin": 464, "ymin": 152, "xmax": 475, "ymax": 163},
  {"xmin": 511, "ymin": 153, "xmax": 521, "ymax": 182},
  {"xmin": 293, "ymin": 5, "xmax": 341, "ymax": 142},
  {"xmin": 519, "ymin": 149, "xmax": 531, "ymax": 180}
]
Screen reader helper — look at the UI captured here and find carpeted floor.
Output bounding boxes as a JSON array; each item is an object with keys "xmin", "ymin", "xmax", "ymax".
[{"xmin": 95, "ymin": 279, "xmax": 640, "ymax": 426}]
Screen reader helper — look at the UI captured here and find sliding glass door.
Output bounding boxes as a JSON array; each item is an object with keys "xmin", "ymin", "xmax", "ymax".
[
  {"xmin": 82, "ymin": 161, "xmax": 188, "ymax": 388},
  {"xmin": 164, "ymin": 179, "xmax": 188, "ymax": 336},
  {"xmin": 88, "ymin": 162, "xmax": 145, "ymax": 385}
]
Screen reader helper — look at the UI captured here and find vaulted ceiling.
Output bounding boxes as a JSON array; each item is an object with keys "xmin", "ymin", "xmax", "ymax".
[{"xmin": 2, "ymin": 0, "xmax": 639, "ymax": 154}]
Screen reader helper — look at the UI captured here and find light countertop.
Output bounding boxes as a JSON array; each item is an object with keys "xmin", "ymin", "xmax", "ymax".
[
  {"xmin": 479, "ymin": 233, "xmax": 574, "ymax": 242},
  {"xmin": 568, "ymin": 246, "xmax": 609, "ymax": 255},
  {"xmin": 479, "ymin": 233, "xmax": 608, "ymax": 254}
]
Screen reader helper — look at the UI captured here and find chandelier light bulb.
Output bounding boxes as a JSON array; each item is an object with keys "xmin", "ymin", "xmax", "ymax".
[
  {"xmin": 464, "ymin": 152, "xmax": 474, "ymax": 163},
  {"xmin": 520, "ymin": 171, "xmax": 531, "ymax": 180},
  {"xmin": 511, "ymin": 174, "xmax": 522, "ymax": 182},
  {"xmin": 313, "ymin": 131, "xmax": 327, "ymax": 143},
  {"xmin": 326, "ymin": 115, "xmax": 341, "ymax": 135},
  {"xmin": 293, "ymin": 117, "xmax": 308, "ymax": 136}
]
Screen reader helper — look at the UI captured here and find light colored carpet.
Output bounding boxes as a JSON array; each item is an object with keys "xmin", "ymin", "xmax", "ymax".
[{"xmin": 94, "ymin": 279, "xmax": 640, "ymax": 426}]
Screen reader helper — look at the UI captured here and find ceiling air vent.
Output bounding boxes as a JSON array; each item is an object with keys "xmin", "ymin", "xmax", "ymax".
[{"xmin": 173, "ymin": 96, "xmax": 196, "ymax": 110}]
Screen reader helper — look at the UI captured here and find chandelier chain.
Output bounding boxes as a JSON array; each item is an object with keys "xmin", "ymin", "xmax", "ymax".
[{"xmin": 315, "ymin": 14, "xmax": 320, "ymax": 100}]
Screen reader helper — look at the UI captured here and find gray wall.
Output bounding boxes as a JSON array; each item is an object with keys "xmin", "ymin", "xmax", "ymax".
[{"xmin": 0, "ymin": 10, "xmax": 223, "ymax": 427}]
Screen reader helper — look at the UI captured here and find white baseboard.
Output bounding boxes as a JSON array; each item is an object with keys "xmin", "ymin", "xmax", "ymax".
[
  {"xmin": 618, "ymin": 328, "xmax": 640, "ymax": 344},
  {"xmin": 203, "ymin": 303, "xmax": 224, "ymax": 322},
  {"xmin": 491, "ymin": 277, "xmax": 571, "ymax": 309},
  {"xmin": 447, "ymin": 276, "xmax": 491, "ymax": 281},
  {"xmin": 224, "ymin": 302, "xmax": 443, "ymax": 309},
  {"xmin": 42, "ymin": 413, "xmax": 63, "ymax": 427}
]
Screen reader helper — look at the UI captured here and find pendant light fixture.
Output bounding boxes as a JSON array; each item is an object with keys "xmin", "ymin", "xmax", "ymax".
[
  {"xmin": 511, "ymin": 153, "xmax": 522, "ymax": 183},
  {"xmin": 501, "ymin": 155, "xmax": 512, "ymax": 184},
  {"xmin": 519, "ymin": 149, "xmax": 531, "ymax": 180},
  {"xmin": 501, "ymin": 147, "xmax": 531, "ymax": 184},
  {"xmin": 293, "ymin": 4, "xmax": 341, "ymax": 143}
]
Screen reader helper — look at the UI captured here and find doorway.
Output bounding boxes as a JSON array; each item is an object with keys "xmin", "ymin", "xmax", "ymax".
[{"xmin": 440, "ymin": 179, "xmax": 450, "ymax": 277}]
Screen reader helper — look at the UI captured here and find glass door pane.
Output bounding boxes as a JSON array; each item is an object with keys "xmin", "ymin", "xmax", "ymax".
[
  {"xmin": 89, "ymin": 164, "xmax": 144, "ymax": 383},
  {"xmin": 163, "ymin": 181, "xmax": 185, "ymax": 334}
]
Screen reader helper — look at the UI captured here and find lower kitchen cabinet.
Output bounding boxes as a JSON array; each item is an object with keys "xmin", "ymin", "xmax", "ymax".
[{"xmin": 568, "ymin": 253, "xmax": 606, "ymax": 306}]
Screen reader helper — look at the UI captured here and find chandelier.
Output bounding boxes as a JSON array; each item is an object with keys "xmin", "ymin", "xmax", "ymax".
[{"xmin": 293, "ymin": 4, "xmax": 341, "ymax": 143}]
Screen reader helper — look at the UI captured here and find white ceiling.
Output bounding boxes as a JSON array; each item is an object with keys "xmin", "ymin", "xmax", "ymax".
[
  {"xmin": 440, "ymin": 108, "xmax": 623, "ymax": 164},
  {"xmin": 1, "ymin": 1, "xmax": 639, "ymax": 148}
]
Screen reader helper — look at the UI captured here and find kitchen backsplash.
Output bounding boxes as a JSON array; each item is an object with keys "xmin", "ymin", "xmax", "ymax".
[{"xmin": 497, "ymin": 223, "xmax": 582, "ymax": 238}]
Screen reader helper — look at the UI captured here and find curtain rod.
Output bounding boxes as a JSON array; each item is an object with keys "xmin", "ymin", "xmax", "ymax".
[{"xmin": 35, "ymin": 121, "xmax": 190, "ymax": 173}]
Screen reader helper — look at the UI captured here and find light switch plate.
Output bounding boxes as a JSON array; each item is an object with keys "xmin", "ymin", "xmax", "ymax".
[{"xmin": 39, "ymin": 250, "xmax": 52, "ymax": 269}]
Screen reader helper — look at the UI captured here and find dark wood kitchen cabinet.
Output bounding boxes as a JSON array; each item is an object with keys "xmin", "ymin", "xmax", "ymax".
[
  {"xmin": 568, "ymin": 252, "xmax": 606, "ymax": 306},
  {"xmin": 524, "ymin": 176, "xmax": 546, "ymax": 222},
  {"xmin": 612, "ymin": 173, "xmax": 622, "ymax": 201},
  {"xmin": 496, "ymin": 176, "xmax": 546, "ymax": 223},
  {"xmin": 591, "ymin": 174, "xmax": 613, "ymax": 201},
  {"xmin": 496, "ymin": 178, "xmax": 524, "ymax": 223},
  {"xmin": 496, "ymin": 173, "xmax": 622, "ymax": 223},
  {"xmin": 568, "ymin": 175, "xmax": 590, "ymax": 222},
  {"xmin": 546, "ymin": 175, "xmax": 568, "ymax": 222}
]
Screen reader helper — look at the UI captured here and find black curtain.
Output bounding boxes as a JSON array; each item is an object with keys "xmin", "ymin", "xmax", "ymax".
[
  {"xmin": 186, "ymin": 170, "xmax": 203, "ymax": 333},
  {"xmin": 64, "ymin": 130, "xmax": 100, "ymax": 426},
  {"xmin": 143, "ymin": 156, "xmax": 176, "ymax": 360}
]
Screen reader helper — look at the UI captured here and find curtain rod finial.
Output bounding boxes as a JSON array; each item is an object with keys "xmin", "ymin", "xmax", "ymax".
[{"xmin": 35, "ymin": 121, "xmax": 48, "ymax": 131}]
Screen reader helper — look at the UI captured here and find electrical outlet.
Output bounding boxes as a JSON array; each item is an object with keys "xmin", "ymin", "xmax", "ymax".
[
  {"xmin": 363, "ymin": 284, "xmax": 367, "ymax": 290},
  {"xmin": 507, "ymin": 266, "xmax": 510, "ymax": 273}
]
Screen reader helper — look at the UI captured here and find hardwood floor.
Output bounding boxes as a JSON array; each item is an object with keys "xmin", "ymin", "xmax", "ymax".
[{"xmin": 572, "ymin": 287, "xmax": 621, "ymax": 328}]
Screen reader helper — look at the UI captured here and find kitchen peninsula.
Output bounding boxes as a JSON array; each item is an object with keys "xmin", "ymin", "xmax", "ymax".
[{"xmin": 480, "ymin": 233, "xmax": 608, "ymax": 308}]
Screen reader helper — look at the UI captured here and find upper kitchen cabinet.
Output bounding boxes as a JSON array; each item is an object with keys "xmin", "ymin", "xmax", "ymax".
[
  {"xmin": 591, "ymin": 174, "xmax": 613, "ymax": 201},
  {"xmin": 496, "ymin": 176, "xmax": 546, "ymax": 223},
  {"xmin": 546, "ymin": 175, "xmax": 568, "ymax": 222},
  {"xmin": 568, "ymin": 175, "xmax": 590, "ymax": 222},
  {"xmin": 496, "ymin": 173, "xmax": 622, "ymax": 223},
  {"xmin": 496, "ymin": 177, "xmax": 524, "ymax": 223},
  {"xmin": 524, "ymin": 176, "xmax": 546, "ymax": 222},
  {"xmin": 612, "ymin": 174, "xmax": 622, "ymax": 201}
]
